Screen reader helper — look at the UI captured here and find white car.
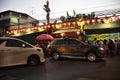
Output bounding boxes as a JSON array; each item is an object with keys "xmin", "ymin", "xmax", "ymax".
[{"xmin": 0, "ymin": 37, "xmax": 45, "ymax": 67}]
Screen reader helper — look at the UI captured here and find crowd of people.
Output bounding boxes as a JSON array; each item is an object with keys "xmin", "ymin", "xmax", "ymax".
[{"xmin": 87, "ymin": 38, "xmax": 120, "ymax": 57}]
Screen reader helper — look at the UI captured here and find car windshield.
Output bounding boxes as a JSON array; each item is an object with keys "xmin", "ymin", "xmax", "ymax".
[{"xmin": 79, "ymin": 40, "xmax": 87, "ymax": 45}]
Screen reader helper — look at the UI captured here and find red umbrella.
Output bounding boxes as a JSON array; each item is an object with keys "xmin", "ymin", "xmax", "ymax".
[{"xmin": 36, "ymin": 34, "xmax": 54, "ymax": 40}]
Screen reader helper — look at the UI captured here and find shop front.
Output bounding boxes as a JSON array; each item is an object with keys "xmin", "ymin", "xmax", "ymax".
[
  {"xmin": 85, "ymin": 21, "xmax": 120, "ymax": 41},
  {"xmin": 53, "ymin": 27, "xmax": 81, "ymax": 39}
]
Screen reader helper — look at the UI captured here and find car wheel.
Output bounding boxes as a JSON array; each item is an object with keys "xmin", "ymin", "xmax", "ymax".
[
  {"xmin": 52, "ymin": 52, "xmax": 60, "ymax": 60},
  {"xmin": 27, "ymin": 56, "xmax": 40, "ymax": 66},
  {"xmin": 87, "ymin": 52, "xmax": 97, "ymax": 62}
]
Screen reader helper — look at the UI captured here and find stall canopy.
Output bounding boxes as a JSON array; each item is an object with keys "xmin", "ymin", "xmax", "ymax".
[{"xmin": 53, "ymin": 27, "xmax": 80, "ymax": 34}]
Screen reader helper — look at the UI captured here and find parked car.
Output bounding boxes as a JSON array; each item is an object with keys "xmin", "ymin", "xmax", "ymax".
[
  {"xmin": 0, "ymin": 37, "xmax": 45, "ymax": 67},
  {"xmin": 47, "ymin": 38, "xmax": 105, "ymax": 61}
]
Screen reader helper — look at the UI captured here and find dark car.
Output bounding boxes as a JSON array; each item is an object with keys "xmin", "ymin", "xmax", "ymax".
[{"xmin": 47, "ymin": 38, "xmax": 105, "ymax": 61}]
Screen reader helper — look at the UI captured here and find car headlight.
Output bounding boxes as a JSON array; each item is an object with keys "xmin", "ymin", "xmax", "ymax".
[{"xmin": 99, "ymin": 47, "xmax": 104, "ymax": 50}]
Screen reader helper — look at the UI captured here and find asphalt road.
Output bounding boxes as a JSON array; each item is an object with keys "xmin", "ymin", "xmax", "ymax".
[{"xmin": 0, "ymin": 55, "xmax": 120, "ymax": 80}]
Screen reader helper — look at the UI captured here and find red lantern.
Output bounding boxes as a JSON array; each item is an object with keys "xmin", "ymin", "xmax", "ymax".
[
  {"xmin": 91, "ymin": 19, "xmax": 96, "ymax": 23},
  {"xmin": 72, "ymin": 21, "xmax": 76, "ymax": 26},
  {"xmin": 67, "ymin": 22, "xmax": 71, "ymax": 26},
  {"xmin": 63, "ymin": 23, "xmax": 67, "ymax": 26},
  {"xmin": 51, "ymin": 24, "xmax": 55, "ymax": 28},
  {"xmin": 108, "ymin": 17, "xmax": 112, "ymax": 22},
  {"xmin": 11, "ymin": 30, "xmax": 14, "ymax": 33},
  {"xmin": 58, "ymin": 23, "xmax": 62, "ymax": 27},
  {"xmin": 82, "ymin": 20, "xmax": 85, "ymax": 24},
  {"xmin": 47, "ymin": 25, "xmax": 50, "ymax": 28},
  {"xmin": 6, "ymin": 31, "xmax": 9, "ymax": 34},
  {"xmin": 103, "ymin": 18, "xmax": 107, "ymax": 23},
  {"xmin": 97, "ymin": 19, "xmax": 102, "ymax": 23},
  {"xmin": 114, "ymin": 16, "xmax": 119, "ymax": 21},
  {"xmin": 86, "ymin": 20, "xmax": 90, "ymax": 24}
]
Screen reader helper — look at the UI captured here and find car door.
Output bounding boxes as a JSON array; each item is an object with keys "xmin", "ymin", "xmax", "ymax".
[
  {"xmin": 58, "ymin": 39, "xmax": 69, "ymax": 55},
  {"xmin": 0, "ymin": 39, "xmax": 20, "ymax": 66},
  {"xmin": 0, "ymin": 39, "xmax": 9, "ymax": 66},
  {"xmin": 4, "ymin": 39, "xmax": 31, "ymax": 65},
  {"xmin": 68, "ymin": 39, "xmax": 82, "ymax": 56},
  {"xmin": 3, "ymin": 39, "xmax": 23, "ymax": 66},
  {"xmin": 76, "ymin": 41, "xmax": 88, "ymax": 56}
]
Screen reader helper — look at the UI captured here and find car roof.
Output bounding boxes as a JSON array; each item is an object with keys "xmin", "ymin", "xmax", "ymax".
[
  {"xmin": 0, "ymin": 37, "xmax": 23, "ymax": 41},
  {"xmin": 53, "ymin": 38, "xmax": 79, "ymax": 41},
  {"xmin": 0, "ymin": 37, "xmax": 32, "ymax": 45}
]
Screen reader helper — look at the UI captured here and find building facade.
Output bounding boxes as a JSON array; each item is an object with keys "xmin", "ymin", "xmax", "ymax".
[{"xmin": 0, "ymin": 10, "xmax": 39, "ymax": 36}]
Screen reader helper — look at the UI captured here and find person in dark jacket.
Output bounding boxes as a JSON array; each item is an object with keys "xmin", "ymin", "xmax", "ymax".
[{"xmin": 108, "ymin": 39, "xmax": 115, "ymax": 57}]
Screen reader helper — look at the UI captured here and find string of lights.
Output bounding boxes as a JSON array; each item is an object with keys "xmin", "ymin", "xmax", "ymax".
[{"xmin": 6, "ymin": 15, "xmax": 120, "ymax": 36}]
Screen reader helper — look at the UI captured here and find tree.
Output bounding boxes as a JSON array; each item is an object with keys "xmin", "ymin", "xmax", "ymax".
[
  {"xmin": 43, "ymin": 0, "xmax": 50, "ymax": 24},
  {"xmin": 60, "ymin": 16, "xmax": 66, "ymax": 22}
]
